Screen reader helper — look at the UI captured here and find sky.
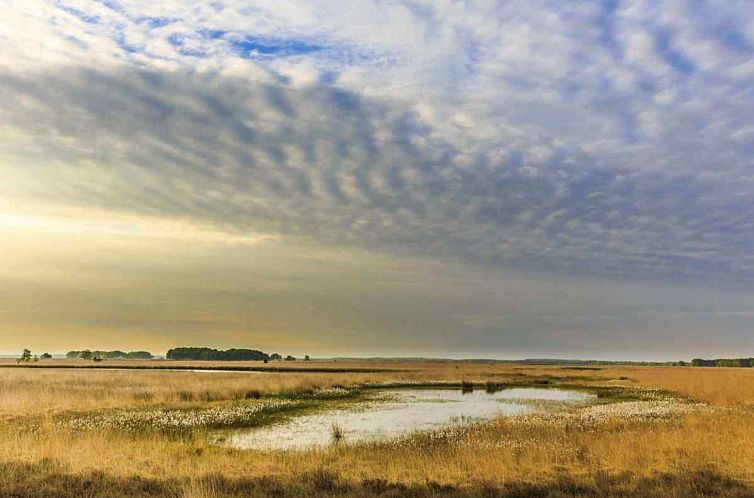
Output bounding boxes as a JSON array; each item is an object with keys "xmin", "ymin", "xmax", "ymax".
[{"xmin": 1, "ymin": 0, "xmax": 754, "ymax": 360}]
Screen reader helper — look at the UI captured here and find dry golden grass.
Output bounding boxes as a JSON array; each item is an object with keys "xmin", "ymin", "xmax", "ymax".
[
  {"xmin": 3, "ymin": 407, "xmax": 754, "ymax": 494},
  {"xmin": 604, "ymin": 365, "xmax": 754, "ymax": 406},
  {"xmin": 2, "ymin": 361, "xmax": 754, "ymax": 496},
  {"xmin": 0, "ymin": 360, "xmax": 598, "ymax": 418},
  {"xmin": 3, "ymin": 360, "xmax": 754, "ymax": 418},
  {"xmin": 0, "ymin": 367, "xmax": 377, "ymax": 418}
]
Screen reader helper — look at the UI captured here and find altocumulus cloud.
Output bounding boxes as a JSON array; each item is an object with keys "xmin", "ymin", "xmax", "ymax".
[{"xmin": 1, "ymin": 66, "xmax": 754, "ymax": 283}]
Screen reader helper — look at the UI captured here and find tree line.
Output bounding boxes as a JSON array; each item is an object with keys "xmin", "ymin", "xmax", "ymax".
[
  {"xmin": 65, "ymin": 350, "xmax": 154, "ymax": 360},
  {"xmin": 691, "ymin": 358, "xmax": 754, "ymax": 367},
  {"xmin": 166, "ymin": 347, "xmax": 307, "ymax": 362},
  {"xmin": 17, "ymin": 348, "xmax": 306, "ymax": 363},
  {"xmin": 166, "ymin": 347, "xmax": 270, "ymax": 361}
]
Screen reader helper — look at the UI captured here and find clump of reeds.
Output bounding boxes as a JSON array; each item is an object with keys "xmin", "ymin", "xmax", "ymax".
[{"xmin": 330, "ymin": 423, "xmax": 345, "ymax": 444}]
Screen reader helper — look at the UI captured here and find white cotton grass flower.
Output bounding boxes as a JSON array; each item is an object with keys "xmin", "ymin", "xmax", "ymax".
[
  {"xmin": 60, "ymin": 386, "xmax": 359, "ymax": 433},
  {"xmin": 60, "ymin": 399, "xmax": 296, "ymax": 433}
]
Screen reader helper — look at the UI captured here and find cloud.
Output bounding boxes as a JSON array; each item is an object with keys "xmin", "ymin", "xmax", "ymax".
[
  {"xmin": 4, "ymin": 2, "xmax": 753, "ymax": 164},
  {"xmin": 1, "ymin": 0, "xmax": 753, "ymax": 284},
  {"xmin": 1, "ymin": 65, "xmax": 754, "ymax": 284}
]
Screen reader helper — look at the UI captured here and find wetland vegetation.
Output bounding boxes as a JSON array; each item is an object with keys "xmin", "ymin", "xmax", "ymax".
[{"xmin": 1, "ymin": 360, "xmax": 753, "ymax": 497}]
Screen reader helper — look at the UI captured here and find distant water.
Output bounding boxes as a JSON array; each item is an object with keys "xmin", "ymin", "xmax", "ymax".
[
  {"xmin": 218, "ymin": 387, "xmax": 594, "ymax": 451},
  {"xmin": 22, "ymin": 367, "xmax": 266, "ymax": 374}
]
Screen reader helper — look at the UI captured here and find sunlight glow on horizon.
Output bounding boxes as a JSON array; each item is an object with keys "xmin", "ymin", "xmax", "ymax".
[{"xmin": 0, "ymin": 210, "xmax": 275, "ymax": 245}]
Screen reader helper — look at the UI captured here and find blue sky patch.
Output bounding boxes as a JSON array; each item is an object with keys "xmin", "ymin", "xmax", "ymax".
[
  {"xmin": 114, "ymin": 31, "xmax": 139, "ymax": 54},
  {"xmin": 654, "ymin": 27, "xmax": 696, "ymax": 75},
  {"xmin": 199, "ymin": 29, "xmax": 228, "ymax": 40},
  {"xmin": 136, "ymin": 17, "xmax": 175, "ymax": 29},
  {"xmin": 92, "ymin": 0, "xmax": 122, "ymax": 12},
  {"xmin": 57, "ymin": 3, "xmax": 100, "ymax": 24},
  {"xmin": 230, "ymin": 37, "xmax": 325, "ymax": 58}
]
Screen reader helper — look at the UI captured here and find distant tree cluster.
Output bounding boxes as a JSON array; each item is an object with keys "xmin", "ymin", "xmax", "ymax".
[
  {"xmin": 166, "ymin": 347, "xmax": 269, "ymax": 361},
  {"xmin": 691, "ymin": 358, "xmax": 754, "ymax": 367},
  {"xmin": 17, "ymin": 349, "xmax": 35, "ymax": 363},
  {"xmin": 65, "ymin": 350, "xmax": 154, "ymax": 360},
  {"xmin": 16, "ymin": 349, "xmax": 58, "ymax": 362}
]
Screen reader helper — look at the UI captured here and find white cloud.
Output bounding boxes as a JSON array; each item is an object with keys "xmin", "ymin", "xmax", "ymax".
[
  {"xmin": 0, "ymin": 0, "xmax": 753, "ymax": 285},
  {"xmin": 1, "ymin": 65, "xmax": 754, "ymax": 283}
]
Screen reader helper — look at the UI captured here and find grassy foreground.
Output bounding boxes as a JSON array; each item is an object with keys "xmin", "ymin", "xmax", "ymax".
[{"xmin": 2, "ymin": 361, "xmax": 754, "ymax": 497}]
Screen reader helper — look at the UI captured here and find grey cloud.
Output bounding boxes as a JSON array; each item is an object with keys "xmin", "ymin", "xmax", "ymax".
[{"xmin": 2, "ymin": 66, "xmax": 754, "ymax": 283}]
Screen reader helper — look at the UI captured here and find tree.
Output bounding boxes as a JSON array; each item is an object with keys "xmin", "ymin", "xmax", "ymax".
[
  {"xmin": 17, "ymin": 349, "xmax": 32, "ymax": 363},
  {"xmin": 40, "ymin": 353, "xmax": 53, "ymax": 360},
  {"xmin": 270, "ymin": 353, "xmax": 282, "ymax": 361},
  {"xmin": 284, "ymin": 355, "xmax": 296, "ymax": 361},
  {"xmin": 78, "ymin": 350, "xmax": 93, "ymax": 360},
  {"xmin": 304, "ymin": 355, "xmax": 311, "ymax": 361}
]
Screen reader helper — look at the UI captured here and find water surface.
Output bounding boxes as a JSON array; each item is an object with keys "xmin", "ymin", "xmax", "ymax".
[
  {"xmin": 50, "ymin": 367, "xmax": 266, "ymax": 374},
  {"xmin": 220, "ymin": 387, "xmax": 593, "ymax": 451}
]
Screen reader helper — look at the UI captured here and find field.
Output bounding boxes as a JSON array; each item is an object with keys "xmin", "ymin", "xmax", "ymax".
[{"xmin": 2, "ymin": 360, "xmax": 754, "ymax": 497}]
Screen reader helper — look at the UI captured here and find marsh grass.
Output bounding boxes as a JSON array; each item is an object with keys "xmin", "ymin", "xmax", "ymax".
[
  {"xmin": 181, "ymin": 476, "xmax": 221, "ymax": 498},
  {"xmin": 7, "ymin": 360, "xmax": 750, "ymax": 418},
  {"xmin": 4, "ymin": 361, "xmax": 754, "ymax": 496},
  {"xmin": 1, "ymin": 449, "xmax": 753, "ymax": 497}
]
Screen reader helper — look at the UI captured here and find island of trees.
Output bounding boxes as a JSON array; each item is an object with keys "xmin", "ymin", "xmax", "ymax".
[{"xmin": 166, "ymin": 347, "xmax": 270, "ymax": 361}]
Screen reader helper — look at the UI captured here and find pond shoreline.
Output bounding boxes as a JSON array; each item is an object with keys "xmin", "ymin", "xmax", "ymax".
[{"xmin": 217, "ymin": 386, "xmax": 599, "ymax": 451}]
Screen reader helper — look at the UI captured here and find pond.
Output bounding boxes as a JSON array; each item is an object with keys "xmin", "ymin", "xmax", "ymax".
[{"xmin": 217, "ymin": 387, "xmax": 594, "ymax": 451}]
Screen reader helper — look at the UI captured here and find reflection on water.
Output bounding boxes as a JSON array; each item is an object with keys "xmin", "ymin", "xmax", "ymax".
[
  {"xmin": 55, "ymin": 368, "xmax": 266, "ymax": 374},
  {"xmin": 161, "ymin": 369, "xmax": 266, "ymax": 374},
  {"xmin": 219, "ymin": 387, "xmax": 594, "ymax": 451}
]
